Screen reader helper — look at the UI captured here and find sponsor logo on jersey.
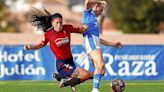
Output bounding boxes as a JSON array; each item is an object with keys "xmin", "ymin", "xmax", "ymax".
[{"xmin": 55, "ymin": 37, "xmax": 69, "ymax": 47}]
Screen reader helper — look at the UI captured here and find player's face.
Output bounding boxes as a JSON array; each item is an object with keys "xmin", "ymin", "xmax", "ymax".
[
  {"xmin": 51, "ymin": 18, "xmax": 63, "ymax": 32},
  {"xmin": 94, "ymin": 4, "xmax": 104, "ymax": 16}
]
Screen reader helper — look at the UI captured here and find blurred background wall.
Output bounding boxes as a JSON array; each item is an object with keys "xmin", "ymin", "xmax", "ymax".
[{"xmin": 0, "ymin": 0, "xmax": 164, "ymax": 45}]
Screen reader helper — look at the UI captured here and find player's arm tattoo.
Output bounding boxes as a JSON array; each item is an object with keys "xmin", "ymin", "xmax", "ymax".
[{"xmin": 72, "ymin": 70, "xmax": 80, "ymax": 78}]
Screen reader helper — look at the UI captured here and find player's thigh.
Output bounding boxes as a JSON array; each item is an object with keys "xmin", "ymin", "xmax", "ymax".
[{"xmin": 89, "ymin": 48, "xmax": 104, "ymax": 66}]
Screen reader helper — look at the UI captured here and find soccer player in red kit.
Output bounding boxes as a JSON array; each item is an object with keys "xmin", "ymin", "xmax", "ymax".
[{"xmin": 24, "ymin": 7, "xmax": 93, "ymax": 91}]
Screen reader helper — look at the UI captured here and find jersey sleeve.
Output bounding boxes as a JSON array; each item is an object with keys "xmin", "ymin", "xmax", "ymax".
[
  {"xmin": 72, "ymin": 26, "xmax": 81, "ymax": 33},
  {"xmin": 84, "ymin": 8, "xmax": 92, "ymax": 13},
  {"xmin": 66, "ymin": 25, "xmax": 81, "ymax": 33},
  {"xmin": 82, "ymin": 9, "xmax": 92, "ymax": 24},
  {"xmin": 41, "ymin": 33, "xmax": 49, "ymax": 46}
]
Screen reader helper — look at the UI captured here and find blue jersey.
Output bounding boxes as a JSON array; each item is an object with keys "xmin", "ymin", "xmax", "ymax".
[{"xmin": 82, "ymin": 9, "xmax": 100, "ymax": 37}]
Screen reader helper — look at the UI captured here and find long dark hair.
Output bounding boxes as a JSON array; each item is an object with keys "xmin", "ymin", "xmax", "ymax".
[{"xmin": 27, "ymin": 6, "xmax": 63, "ymax": 32}]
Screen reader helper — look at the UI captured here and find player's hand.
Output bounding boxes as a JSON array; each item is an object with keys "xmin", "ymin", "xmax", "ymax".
[
  {"xmin": 114, "ymin": 42, "xmax": 123, "ymax": 48},
  {"xmin": 82, "ymin": 24, "xmax": 88, "ymax": 30},
  {"xmin": 81, "ymin": 24, "xmax": 88, "ymax": 34},
  {"xmin": 101, "ymin": 1, "xmax": 107, "ymax": 7},
  {"xmin": 24, "ymin": 45, "xmax": 32, "ymax": 50}
]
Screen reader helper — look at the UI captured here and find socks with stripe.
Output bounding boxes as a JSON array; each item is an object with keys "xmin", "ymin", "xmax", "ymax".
[{"xmin": 93, "ymin": 74, "xmax": 102, "ymax": 90}]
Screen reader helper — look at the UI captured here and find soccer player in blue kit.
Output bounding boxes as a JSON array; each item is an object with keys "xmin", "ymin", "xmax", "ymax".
[{"xmin": 82, "ymin": 0, "xmax": 123, "ymax": 92}]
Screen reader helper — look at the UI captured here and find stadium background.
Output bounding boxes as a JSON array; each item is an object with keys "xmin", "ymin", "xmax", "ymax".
[{"xmin": 0, "ymin": 0, "xmax": 164, "ymax": 92}]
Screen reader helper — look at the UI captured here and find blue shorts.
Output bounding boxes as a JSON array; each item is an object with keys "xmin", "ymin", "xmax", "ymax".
[{"xmin": 56, "ymin": 57, "xmax": 76, "ymax": 78}]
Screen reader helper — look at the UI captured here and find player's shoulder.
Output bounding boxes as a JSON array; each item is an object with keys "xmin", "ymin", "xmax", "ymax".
[
  {"xmin": 63, "ymin": 24, "xmax": 75, "ymax": 33},
  {"xmin": 63, "ymin": 24, "xmax": 74, "ymax": 31},
  {"xmin": 44, "ymin": 27, "xmax": 54, "ymax": 35},
  {"xmin": 45, "ymin": 27, "xmax": 53, "ymax": 32},
  {"xmin": 84, "ymin": 8, "xmax": 92, "ymax": 13},
  {"xmin": 63, "ymin": 24, "xmax": 73, "ymax": 28}
]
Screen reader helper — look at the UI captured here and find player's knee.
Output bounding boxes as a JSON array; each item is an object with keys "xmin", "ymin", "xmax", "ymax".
[
  {"xmin": 101, "ymin": 61, "xmax": 105, "ymax": 68},
  {"xmin": 81, "ymin": 72, "xmax": 89, "ymax": 78},
  {"xmin": 83, "ymin": 72, "xmax": 93, "ymax": 79}
]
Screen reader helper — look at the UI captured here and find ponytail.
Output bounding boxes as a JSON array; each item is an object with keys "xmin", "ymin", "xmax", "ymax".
[
  {"xmin": 27, "ymin": 6, "xmax": 63, "ymax": 32},
  {"xmin": 27, "ymin": 7, "xmax": 52, "ymax": 32}
]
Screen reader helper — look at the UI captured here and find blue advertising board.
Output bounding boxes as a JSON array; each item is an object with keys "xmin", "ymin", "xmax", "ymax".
[{"xmin": 0, "ymin": 45, "xmax": 164, "ymax": 80}]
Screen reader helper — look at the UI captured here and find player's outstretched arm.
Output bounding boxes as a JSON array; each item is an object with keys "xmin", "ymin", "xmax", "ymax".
[
  {"xmin": 84, "ymin": 0, "xmax": 92, "ymax": 10},
  {"xmin": 24, "ymin": 42, "xmax": 45, "ymax": 50},
  {"xmin": 84, "ymin": 0, "xmax": 107, "ymax": 10},
  {"xmin": 100, "ymin": 38, "xmax": 123, "ymax": 48}
]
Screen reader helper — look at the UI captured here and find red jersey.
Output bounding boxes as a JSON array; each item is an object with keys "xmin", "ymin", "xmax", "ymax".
[{"xmin": 41, "ymin": 24, "xmax": 81, "ymax": 60}]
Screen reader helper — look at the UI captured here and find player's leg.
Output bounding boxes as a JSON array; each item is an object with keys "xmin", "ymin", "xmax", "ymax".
[
  {"xmin": 53, "ymin": 73, "xmax": 77, "ymax": 92},
  {"xmin": 72, "ymin": 67, "xmax": 93, "ymax": 80},
  {"xmin": 89, "ymin": 48, "xmax": 105, "ymax": 92},
  {"xmin": 53, "ymin": 73, "xmax": 62, "ymax": 81},
  {"xmin": 83, "ymin": 35, "xmax": 105, "ymax": 92},
  {"xmin": 59, "ymin": 67, "xmax": 93, "ymax": 87}
]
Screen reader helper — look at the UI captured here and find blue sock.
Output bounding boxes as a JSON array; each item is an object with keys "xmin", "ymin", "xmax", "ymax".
[{"xmin": 93, "ymin": 74, "xmax": 102, "ymax": 90}]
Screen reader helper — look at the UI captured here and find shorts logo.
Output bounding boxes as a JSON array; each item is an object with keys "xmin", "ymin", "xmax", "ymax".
[
  {"xmin": 94, "ymin": 22, "xmax": 99, "ymax": 28},
  {"xmin": 95, "ymin": 39, "xmax": 100, "ymax": 46},
  {"xmin": 63, "ymin": 64, "xmax": 73, "ymax": 70}
]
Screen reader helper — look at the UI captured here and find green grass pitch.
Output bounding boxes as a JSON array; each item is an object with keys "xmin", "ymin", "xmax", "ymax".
[{"xmin": 0, "ymin": 80, "xmax": 163, "ymax": 92}]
